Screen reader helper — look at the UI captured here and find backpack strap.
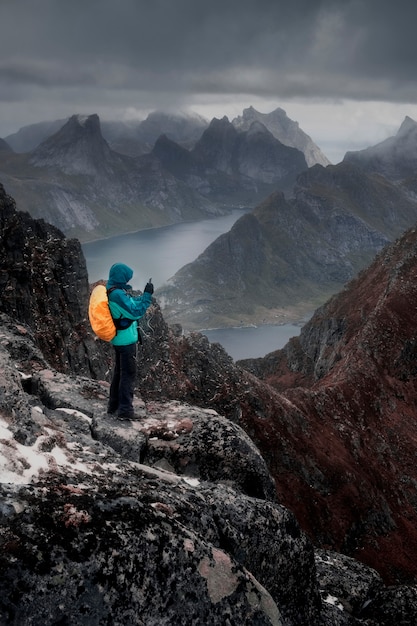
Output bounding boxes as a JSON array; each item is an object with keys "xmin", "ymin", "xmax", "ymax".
[{"xmin": 106, "ymin": 287, "xmax": 134, "ymax": 331}]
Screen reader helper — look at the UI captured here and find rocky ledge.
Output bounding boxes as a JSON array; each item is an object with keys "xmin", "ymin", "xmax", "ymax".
[{"xmin": 1, "ymin": 315, "xmax": 417, "ymax": 625}]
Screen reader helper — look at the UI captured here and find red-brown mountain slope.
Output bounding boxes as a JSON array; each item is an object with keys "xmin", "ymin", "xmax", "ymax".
[{"xmin": 240, "ymin": 226, "xmax": 417, "ymax": 583}]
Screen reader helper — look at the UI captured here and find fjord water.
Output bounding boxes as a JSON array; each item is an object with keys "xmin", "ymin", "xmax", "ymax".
[
  {"xmin": 203, "ymin": 324, "xmax": 301, "ymax": 361},
  {"xmin": 82, "ymin": 210, "xmax": 301, "ymax": 360}
]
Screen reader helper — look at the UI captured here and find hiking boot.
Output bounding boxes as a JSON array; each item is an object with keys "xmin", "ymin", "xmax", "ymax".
[{"xmin": 117, "ymin": 413, "xmax": 142, "ymax": 421}]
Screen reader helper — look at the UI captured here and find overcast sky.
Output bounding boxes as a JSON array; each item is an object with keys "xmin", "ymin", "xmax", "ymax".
[{"xmin": 1, "ymin": 0, "xmax": 417, "ymax": 162}]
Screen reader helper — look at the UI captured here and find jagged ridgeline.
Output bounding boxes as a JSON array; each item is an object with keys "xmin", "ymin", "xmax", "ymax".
[
  {"xmin": 2, "ymin": 183, "xmax": 417, "ymax": 622},
  {"xmin": 0, "ymin": 107, "xmax": 325, "ymax": 242}
]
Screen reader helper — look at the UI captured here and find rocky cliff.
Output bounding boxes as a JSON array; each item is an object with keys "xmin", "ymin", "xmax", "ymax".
[
  {"xmin": 0, "ymin": 183, "xmax": 107, "ymax": 377},
  {"xmin": 2, "ymin": 187, "xmax": 417, "ymax": 623}
]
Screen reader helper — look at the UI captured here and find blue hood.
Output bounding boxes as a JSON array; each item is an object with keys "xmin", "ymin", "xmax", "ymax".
[{"xmin": 107, "ymin": 263, "xmax": 134, "ymax": 289}]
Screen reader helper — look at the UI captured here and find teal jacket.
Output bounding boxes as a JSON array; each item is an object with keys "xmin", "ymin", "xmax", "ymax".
[{"xmin": 106, "ymin": 263, "xmax": 152, "ymax": 346}]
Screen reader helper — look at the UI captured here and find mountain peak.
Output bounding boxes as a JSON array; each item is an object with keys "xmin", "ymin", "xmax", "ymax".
[
  {"xmin": 246, "ymin": 120, "xmax": 271, "ymax": 137},
  {"xmin": 29, "ymin": 113, "xmax": 114, "ymax": 175},
  {"xmin": 233, "ymin": 106, "xmax": 330, "ymax": 167},
  {"xmin": 344, "ymin": 115, "xmax": 417, "ymax": 181},
  {"xmin": 70, "ymin": 113, "xmax": 100, "ymax": 130},
  {"xmin": 397, "ymin": 115, "xmax": 417, "ymax": 137}
]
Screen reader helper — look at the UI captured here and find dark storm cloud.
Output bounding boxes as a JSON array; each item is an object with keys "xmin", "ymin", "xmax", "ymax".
[
  {"xmin": 1, "ymin": 0, "xmax": 417, "ymax": 131},
  {"xmin": 0, "ymin": 0, "xmax": 417, "ymax": 98}
]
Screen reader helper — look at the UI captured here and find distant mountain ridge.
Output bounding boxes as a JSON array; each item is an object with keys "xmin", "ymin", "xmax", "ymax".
[
  {"xmin": 4, "ymin": 110, "xmax": 209, "ymax": 155},
  {"xmin": 29, "ymin": 114, "xmax": 118, "ymax": 175},
  {"xmin": 0, "ymin": 114, "xmax": 219, "ymax": 240},
  {"xmin": 4, "ymin": 106, "xmax": 330, "ymax": 169},
  {"xmin": 0, "ymin": 111, "xmax": 311, "ymax": 240}
]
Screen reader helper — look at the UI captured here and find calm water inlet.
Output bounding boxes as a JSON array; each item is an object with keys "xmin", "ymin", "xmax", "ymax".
[{"xmin": 82, "ymin": 211, "xmax": 303, "ymax": 360}]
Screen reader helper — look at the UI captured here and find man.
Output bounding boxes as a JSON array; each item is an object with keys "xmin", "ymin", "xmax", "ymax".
[{"xmin": 106, "ymin": 263, "xmax": 153, "ymax": 420}]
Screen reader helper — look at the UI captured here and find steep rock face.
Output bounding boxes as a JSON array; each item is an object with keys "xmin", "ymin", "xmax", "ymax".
[
  {"xmin": 0, "ymin": 184, "xmax": 107, "ymax": 377},
  {"xmin": 152, "ymin": 133, "xmax": 195, "ymax": 181},
  {"xmin": 233, "ymin": 106, "xmax": 331, "ymax": 167},
  {"xmin": 192, "ymin": 116, "xmax": 307, "ymax": 193},
  {"xmin": 139, "ymin": 243, "xmax": 417, "ymax": 584},
  {"xmin": 235, "ymin": 121, "xmax": 307, "ymax": 184},
  {"xmin": 192, "ymin": 116, "xmax": 240, "ymax": 173}
]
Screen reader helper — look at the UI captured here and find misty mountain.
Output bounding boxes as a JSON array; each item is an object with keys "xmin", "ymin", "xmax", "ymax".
[
  {"xmin": 0, "ymin": 112, "xmax": 311, "ymax": 241},
  {"xmin": 29, "ymin": 114, "xmax": 121, "ymax": 175},
  {"xmin": 4, "ymin": 110, "xmax": 209, "ymax": 156},
  {"xmin": 0, "ymin": 114, "xmax": 219, "ymax": 241},
  {"xmin": 157, "ymin": 157, "xmax": 417, "ymax": 329},
  {"xmin": 101, "ymin": 111, "xmax": 210, "ymax": 157},
  {"xmin": 343, "ymin": 115, "xmax": 417, "ymax": 182},
  {"xmin": 4, "ymin": 106, "xmax": 331, "ymax": 170},
  {"xmin": 136, "ymin": 110, "xmax": 209, "ymax": 149},
  {"xmin": 232, "ymin": 106, "xmax": 331, "ymax": 167},
  {"xmin": 153, "ymin": 116, "xmax": 308, "ymax": 202},
  {"xmin": 0, "ymin": 138, "xmax": 12, "ymax": 153},
  {"xmin": 4, "ymin": 118, "xmax": 68, "ymax": 152}
]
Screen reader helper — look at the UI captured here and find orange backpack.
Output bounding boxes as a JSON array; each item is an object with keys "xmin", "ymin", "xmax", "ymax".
[{"xmin": 88, "ymin": 285, "xmax": 117, "ymax": 341}]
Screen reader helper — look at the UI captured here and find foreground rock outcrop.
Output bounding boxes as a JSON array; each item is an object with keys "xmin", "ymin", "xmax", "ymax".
[
  {"xmin": 0, "ymin": 183, "xmax": 107, "ymax": 377},
  {"xmin": 0, "ymin": 315, "xmax": 315, "ymax": 625},
  {"xmin": 2, "ymin": 313, "xmax": 417, "ymax": 625}
]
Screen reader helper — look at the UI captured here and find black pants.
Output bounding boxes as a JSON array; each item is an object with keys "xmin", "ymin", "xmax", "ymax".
[{"xmin": 108, "ymin": 343, "xmax": 137, "ymax": 417}]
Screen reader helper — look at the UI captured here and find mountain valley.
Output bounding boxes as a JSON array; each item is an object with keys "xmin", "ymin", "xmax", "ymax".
[{"xmin": 157, "ymin": 116, "xmax": 417, "ymax": 329}]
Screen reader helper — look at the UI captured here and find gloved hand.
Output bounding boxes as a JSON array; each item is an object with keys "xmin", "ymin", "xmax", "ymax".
[{"xmin": 144, "ymin": 281, "xmax": 154, "ymax": 295}]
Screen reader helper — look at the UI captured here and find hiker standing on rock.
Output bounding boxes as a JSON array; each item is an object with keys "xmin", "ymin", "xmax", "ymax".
[{"xmin": 106, "ymin": 263, "xmax": 153, "ymax": 420}]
